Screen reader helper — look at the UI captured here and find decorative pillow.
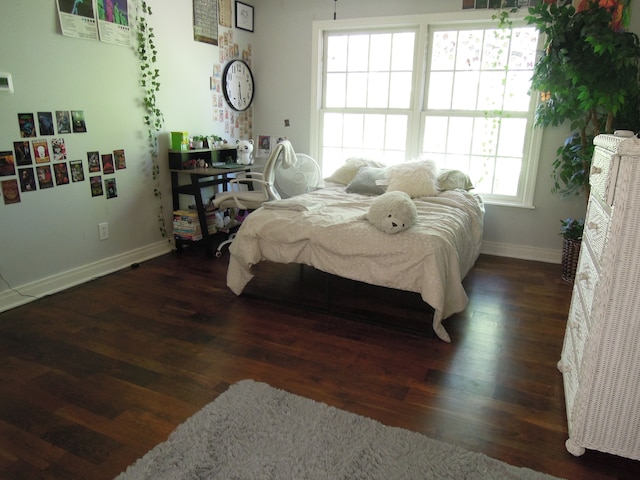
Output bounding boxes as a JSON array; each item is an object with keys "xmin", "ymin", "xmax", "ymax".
[
  {"xmin": 386, "ymin": 159, "xmax": 439, "ymax": 198},
  {"xmin": 324, "ymin": 158, "xmax": 386, "ymax": 185},
  {"xmin": 438, "ymin": 169, "xmax": 474, "ymax": 191},
  {"xmin": 346, "ymin": 167, "xmax": 388, "ymax": 195}
]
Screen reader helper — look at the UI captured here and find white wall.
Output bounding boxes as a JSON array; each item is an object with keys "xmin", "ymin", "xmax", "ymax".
[
  {"xmin": 0, "ymin": 0, "xmax": 250, "ymax": 310},
  {"xmin": 251, "ymin": 0, "xmax": 639, "ymax": 262}
]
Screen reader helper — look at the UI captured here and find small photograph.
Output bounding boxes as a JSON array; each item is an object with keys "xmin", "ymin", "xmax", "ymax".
[
  {"xmin": 69, "ymin": 160, "xmax": 85, "ymax": 182},
  {"xmin": 105, "ymin": 177, "xmax": 117, "ymax": 199},
  {"xmin": 114, "ymin": 149, "xmax": 126, "ymax": 169},
  {"xmin": 54, "ymin": 162, "xmax": 70, "ymax": 185},
  {"xmin": 18, "ymin": 168, "xmax": 37, "ymax": 192},
  {"xmin": 56, "ymin": 110, "xmax": 72, "ymax": 134},
  {"xmin": 90, "ymin": 175, "xmax": 104, "ymax": 197},
  {"xmin": 1, "ymin": 179, "xmax": 21, "ymax": 205},
  {"xmin": 101, "ymin": 153, "xmax": 115, "ymax": 174},
  {"xmin": 87, "ymin": 151, "xmax": 101, "ymax": 172},
  {"xmin": 13, "ymin": 141, "xmax": 32, "ymax": 166},
  {"xmin": 71, "ymin": 110, "xmax": 87, "ymax": 133},
  {"xmin": 52, "ymin": 138, "xmax": 67, "ymax": 161},
  {"xmin": 37, "ymin": 112, "xmax": 55, "ymax": 135},
  {"xmin": 18, "ymin": 113, "xmax": 36, "ymax": 138},
  {"xmin": 0, "ymin": 151, "xmax": 16, "ymax": 177},
  {"xmin": 36, "ymin": 165, "xmax": 54, "ymax": 189},
  {"xmin": 32, "ymin": 140, "xmax": 50, "ymax": 163}
]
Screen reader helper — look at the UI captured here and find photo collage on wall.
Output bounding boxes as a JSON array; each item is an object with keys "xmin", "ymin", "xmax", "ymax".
[
  {"xmin": 0, "ymin": 109, "xmax": 125, "ymax": 206},
  {"xmin": 210, "ymin": 28, "xmax": 253, "ymax": 141}
]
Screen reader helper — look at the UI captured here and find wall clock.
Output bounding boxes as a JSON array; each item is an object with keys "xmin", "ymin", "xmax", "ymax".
[{"xmin": 222, "ymin": 59, "xmax": 254, "ymax": 112}]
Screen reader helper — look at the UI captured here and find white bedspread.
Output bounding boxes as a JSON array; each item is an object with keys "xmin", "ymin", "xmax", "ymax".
[{"xmin": 227, "ymin": 184, "xmax": 484, "ymax": 342}]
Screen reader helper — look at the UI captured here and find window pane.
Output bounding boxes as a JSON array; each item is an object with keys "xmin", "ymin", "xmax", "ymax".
[
  {"xmin": 323, "ymin": 113, "xmax": 343, "ymax": 147},
  {"xmin": 431, "ymin": 31, "xmax": 456, "ymax": 70},
  {"xmin": 482, "ymin": 29, "xmax": 509, "ymax": 70},
  {"xmin": 368, "ymin": 72, "xmax": 390, "ymax": 108},
  {"xmin": 346, "ymin": 72, "xmax": 368, "ymax": 108},
  {"xmin": 497, "ymin": 118, "xmax": 526, "ymax": 157},
  {"xmin": 363, "ymin": 114, "xmax": 386, "ymax": 149},
  {"xmin": 509, "ymin": 27, "xmax": 538, "ymax": 69},
  {"xmin": 385, "ymin": 115, "xmax": 407, "ymax": 150},
  {"xmin": 343, "ymin": 114, "xmax": 364, "ymax": 148},
  {"xmin": 503, "ymin": 71, "xmax": 532, "ymax": 111},
  {"xmin": 477, "ymin": 71, "xmax": 506, "ymax": 111},
  {"xmin": 423, "ymin": 116, "xmax": 448, "ymax": 153},
  {"xmin": 348, "ymin": 35, "xmax": 369, "ymax": 71},
  {"xmin": 456, "ymin": 30, "xmax": 483, "ymax": 71},
  {"xmin": 389, "ymin": 72, "xmax": 412, "ymax": 109},
  {"xmin": 493, "ymin": 156, "xmax": 521, "ymax": 196},
  {"xmin": 446, "ymin": 117, "xmax": 473, "ymax": 154},
  {"xmin": 451, "ymin": 71, "xmax": 480, "ymax": 110},
  {"xmin": 471, "ymin": 117, "xmax": 499, "ymax": 157},
  {"xmin": 327, "ymin": 36, "xmax": 348, "ymax": 72},
  {"xmin": 369, "ymin": 34, "xmax": 392, "ymax": 71},
  {"xmin": 391, "ymin": 32, "xmax": 415, "ymax": 70},
  {"xmin": 427, "ymin": 72, "xmax": 453, "ymax": 109},
  {"xmin": 326, "ymin": 73, "xmax": 346, "ymax": 108}
]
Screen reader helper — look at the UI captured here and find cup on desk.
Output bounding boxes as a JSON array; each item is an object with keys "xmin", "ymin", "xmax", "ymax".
[{"xmin": 197, "ymin": 159, "xmax": 207, "ymax": 168}]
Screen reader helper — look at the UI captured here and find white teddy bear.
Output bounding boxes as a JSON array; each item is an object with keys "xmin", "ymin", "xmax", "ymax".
[
  {"xmin": 236, "ymin": 139, "xmax": 254, "ymax": 165},
  {"xmin": 366, "ymin": 190, "xmax": 417, "ymax": 234}
]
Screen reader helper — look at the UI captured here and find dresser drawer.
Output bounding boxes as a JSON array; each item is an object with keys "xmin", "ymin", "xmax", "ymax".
[
  {"xmin": 589, "ymin": 147, "xmax": 613, "ymax": 205},
  {"xmin": 584, "ymin": 196, "xmax": 610, "ymax": 267},
  {"xmin": 574, "ymin": 244, "xmax": 599, "ymax": 319}
]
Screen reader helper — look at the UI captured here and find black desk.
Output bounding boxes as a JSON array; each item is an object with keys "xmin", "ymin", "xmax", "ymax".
[{"xmin": 170, "ymin": 166, "xmax": 251, "ymax": 254}]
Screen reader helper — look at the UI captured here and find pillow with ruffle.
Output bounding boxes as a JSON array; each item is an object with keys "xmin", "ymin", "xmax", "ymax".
[{"xmin": 386, "ymin": 160, "xmax": 439, "ymax": 198}]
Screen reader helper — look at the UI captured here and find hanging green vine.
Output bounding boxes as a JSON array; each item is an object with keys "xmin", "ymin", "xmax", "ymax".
[{"xmin": 136, "ymin": 0, "xmax": 167, "ymax": 238}]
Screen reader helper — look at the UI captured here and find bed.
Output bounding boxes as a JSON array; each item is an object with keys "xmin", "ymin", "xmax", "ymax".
[{"xmin": 226, "ymin": 175, "xmax": 485, "ymax": 342}]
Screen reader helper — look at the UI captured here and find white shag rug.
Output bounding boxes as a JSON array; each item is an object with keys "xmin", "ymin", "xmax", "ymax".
[{"xmin": 115, "ymin": 379, "xmax": 563, "ymax": 480}]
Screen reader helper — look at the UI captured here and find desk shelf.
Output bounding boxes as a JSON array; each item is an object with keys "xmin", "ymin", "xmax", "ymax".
[{"xmin": 170, "ymin": 165, "xmax": 250, "ymax": 255}]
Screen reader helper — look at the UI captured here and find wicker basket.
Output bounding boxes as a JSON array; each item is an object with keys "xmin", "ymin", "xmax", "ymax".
[{"xmin": 562, "ymin": 237, "xmax": 581, "ymax": 283}]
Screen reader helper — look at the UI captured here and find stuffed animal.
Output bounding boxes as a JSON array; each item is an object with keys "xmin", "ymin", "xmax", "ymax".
[
  {"xmin": 236, "ymin": 139, "xmax": 254, "ymax": 165},
  {"xmin": 366, "ymin": 190, "xmax": 417, "ymax": 234}
]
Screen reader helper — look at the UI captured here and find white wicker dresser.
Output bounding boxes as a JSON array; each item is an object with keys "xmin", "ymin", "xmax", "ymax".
[{"xmin": 558, "ymin": 133, "xmax": 640, "ymax": 460}]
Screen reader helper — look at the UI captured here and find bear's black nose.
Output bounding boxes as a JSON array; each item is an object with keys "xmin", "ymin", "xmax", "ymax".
[{"xmin": 392, "ymin": 222, "xmax": 398, "ymax": 227}]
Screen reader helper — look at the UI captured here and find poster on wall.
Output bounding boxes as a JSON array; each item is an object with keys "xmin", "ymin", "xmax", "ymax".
[
  {"xmin": 19, "ymin": 168, "xmax": 37, "ymax": 192},
  {"xmin": 218, "ymin": 0, "xmax": 232, "ymax": 27},
  {"xmin": 1, "ymin": 179, "xmax": 21, "ymax": 205},
  {"xmin": 193, "ymin": 0, "xmax": 219, "ymax": 45},
  {"xmin": 56, "ymin": 0, "xmax": 99, "ymax": 40},
  {"xmin": 96, "ymin": 0, "xmax": 132, "ymax": 47}
]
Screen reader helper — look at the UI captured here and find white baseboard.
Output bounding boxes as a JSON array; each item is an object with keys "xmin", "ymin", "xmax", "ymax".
[
  {"xmin": 1, "ymin": 240, "xmax": 561, "ymax": 314},
  {"xmin": 0, "ymin": 240, "xmax": 173, "ymax": 313},
  {"xmin": 480, "ymin": 240, "xmax": 561, "ymax": 264}
]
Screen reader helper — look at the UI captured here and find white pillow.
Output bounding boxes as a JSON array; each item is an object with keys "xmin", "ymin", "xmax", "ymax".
[
  {"xmin": 386, "ymin": 160, "xmax": 439, "ymax": 198},
  {"xmin": 324, "ymin": 158, "xmax": 386, "ymax": 185}
]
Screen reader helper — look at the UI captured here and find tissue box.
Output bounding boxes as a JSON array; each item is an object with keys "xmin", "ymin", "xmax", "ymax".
[{"xmin": 170, "ymin": 131, "xmax": 189, "ymax": 151}]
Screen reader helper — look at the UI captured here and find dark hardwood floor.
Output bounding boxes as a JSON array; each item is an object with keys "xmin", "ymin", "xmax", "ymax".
[{"xmin": 1, "ymin": 245, "xmax": 639, "ymax": 479}]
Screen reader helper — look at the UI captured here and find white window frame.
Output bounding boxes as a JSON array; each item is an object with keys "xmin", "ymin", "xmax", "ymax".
[{"xmin": 310, "ymin": 11, "xmax": 543, "ymax": 208}]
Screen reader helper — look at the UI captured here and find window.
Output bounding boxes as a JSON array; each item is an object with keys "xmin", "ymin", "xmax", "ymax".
[{"xmin": 311, "ymin": 13, "xmax": 542, "ymax": 207}]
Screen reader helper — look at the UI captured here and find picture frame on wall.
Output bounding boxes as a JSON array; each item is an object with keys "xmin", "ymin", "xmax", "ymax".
[{"xmin": 235, "ymin": 1, "xmax": 253, "ymax": 32}]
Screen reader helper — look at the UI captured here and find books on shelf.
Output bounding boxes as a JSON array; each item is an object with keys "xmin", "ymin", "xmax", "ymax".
[{"xmin": 172, "ymin": 209, "xmax": 217, "ymax": 241}]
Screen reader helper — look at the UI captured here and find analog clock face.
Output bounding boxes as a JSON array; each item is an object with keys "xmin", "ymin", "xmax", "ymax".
[{"xmin": 222, "ymin": 60, "xmax": 254, "ymax": 112}]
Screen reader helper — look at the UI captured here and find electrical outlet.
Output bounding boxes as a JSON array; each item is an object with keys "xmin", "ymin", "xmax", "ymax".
[{"xmin": 98, "ymin": 222, "xmax": 109, "ymax": 240}]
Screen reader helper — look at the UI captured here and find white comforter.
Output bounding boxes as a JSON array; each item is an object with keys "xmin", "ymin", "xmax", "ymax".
[{"xmin": 227, "ymin": 184, "xmax": 484, "ymax": 342}]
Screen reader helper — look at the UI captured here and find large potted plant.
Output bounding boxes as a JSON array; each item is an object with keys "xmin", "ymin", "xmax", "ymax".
[{"xmin": 524, "ymin": 0, "xmax": 640, "ymax": 279}]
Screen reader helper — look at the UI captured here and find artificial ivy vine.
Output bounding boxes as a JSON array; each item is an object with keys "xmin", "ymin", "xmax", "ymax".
[{"xmin": 135, "ymin": 0, "xmax": 168, "ymax": 238}]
